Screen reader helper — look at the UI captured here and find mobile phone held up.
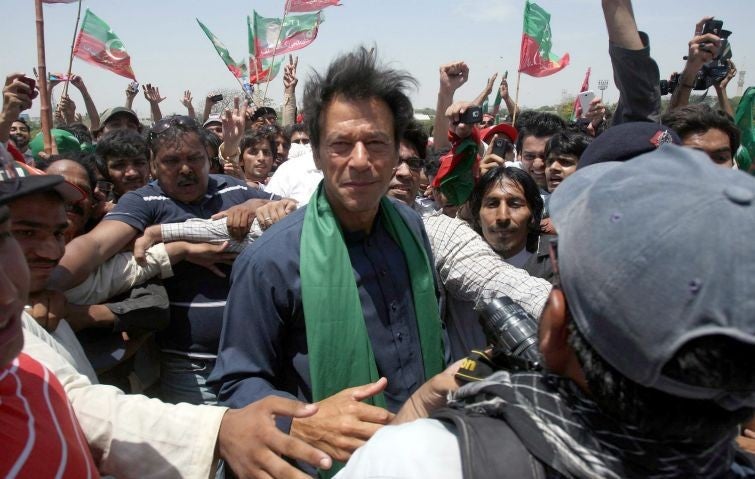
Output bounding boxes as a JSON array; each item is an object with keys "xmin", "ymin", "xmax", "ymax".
[
  {"xmin": 577, "ymin": 90, "xmax": 595, "ymax": 116},
  {"xmin": 491, "ymin": 137, "xmax": 512, "ymax": 158},
  {"xmin": 128, "ymin": 81, "xmax": 139, "ymax": 94},
  {"xmin": 209, "ymin": 94, "xmax": 223, "ymax": 103},
  {"xmin": 457, "ymin": 105, "xmax": 482, "ymax": 124},
  {"xmin": 19, "ymin": 76, "xmax": 38, "ymax": 100}
]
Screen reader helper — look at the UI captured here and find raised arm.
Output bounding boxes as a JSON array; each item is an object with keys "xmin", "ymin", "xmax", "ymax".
[
  {"xmin": 281, "ymin": 55, "xmax": 298, "ymax": 127},
  {"xmin": 143, "ymin": 83, "xmax": 165, "ymax": 122},
  {"xmin": 669, "ymin": 17, "xmax": 721, "ymax": 111},
  {"xmin": 180, "ymin": 90, "xmax": 196, "ymax": 119},
  {"xmin": 433, "ymin": 62, "xmax": 469, "ymax": 153},
  {"xmin": 124, "ymin": 82, "xmax": 137, "ymax": 110},
  {"xmin": 602, "ymin": 0, "xmax": 661, "ymax": 123},
  {"xmin": 715, "ymin": 59, "xmax": 736, "ymax": 117},
  {"xmin": 70, "ymin": 75, "xmax": 100, "ymax": 130},
  {"xmin": 472, "ymin": 72, "xmax": 497, "ymax": 110}
]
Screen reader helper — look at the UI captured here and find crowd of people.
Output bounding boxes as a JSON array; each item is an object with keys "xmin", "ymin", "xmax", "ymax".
[{"xmin": 1, "ymin": 0, "xmax": 755, "ymax": 477}]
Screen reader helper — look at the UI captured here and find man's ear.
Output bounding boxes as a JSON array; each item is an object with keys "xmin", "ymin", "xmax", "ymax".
[{"xmin": 539, "ymin": 288, "xmax": 572, "ymax": 375}]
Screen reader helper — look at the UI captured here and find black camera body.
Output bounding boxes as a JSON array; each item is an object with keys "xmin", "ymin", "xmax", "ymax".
[
  {"xmin": 480, "ymin": 296, "xmax": 541, "ymax": 370},
  {"xmin": 660, "ymin": 19, "xmax": 732, "ymax": 95}
]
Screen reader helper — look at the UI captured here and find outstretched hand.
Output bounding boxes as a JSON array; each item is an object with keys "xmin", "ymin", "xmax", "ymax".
[
  {"xmin": 289, "ymin": 378, "xmax": 394, "ymax": 463},
  {"xmin": 218, "ymin": 397, "xmax": 332, "ymax": 479}
]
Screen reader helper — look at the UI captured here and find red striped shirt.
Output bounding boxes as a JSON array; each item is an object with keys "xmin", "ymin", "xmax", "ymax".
[{"xmin": 0, "ymin": 353, "xmax": 99, "ymax": 478}]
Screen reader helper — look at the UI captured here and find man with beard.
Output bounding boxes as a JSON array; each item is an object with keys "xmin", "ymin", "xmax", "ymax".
[{"xmin": 9, "ymin": 118, "xmax": 33, "ymax": 165}]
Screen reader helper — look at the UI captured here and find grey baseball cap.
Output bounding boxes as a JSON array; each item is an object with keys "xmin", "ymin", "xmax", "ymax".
[
  {"xmin": 550, "ymin": 144, "xmax": 755, "ymax": 410},
  {"xmin": 202, "ymin": 114, "xmax": 222, "ymax": 128}
]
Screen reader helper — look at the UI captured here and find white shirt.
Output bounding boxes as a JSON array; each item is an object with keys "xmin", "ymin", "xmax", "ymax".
[{"xmin": 265, "ymin": 149, "xmax": 323, "ymax": 205}]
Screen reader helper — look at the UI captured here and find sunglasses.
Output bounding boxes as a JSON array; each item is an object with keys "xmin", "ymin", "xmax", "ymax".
[
  {"xmin": 148, "ymin": 115, "xmax": 199, "ymax": 143},
  {"xmin": 291, "ymin": 138, "xmax": 310, "ymax": 145}
]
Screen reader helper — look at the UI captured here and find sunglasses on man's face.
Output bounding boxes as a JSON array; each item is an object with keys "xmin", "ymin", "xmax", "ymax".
[{"xmin": 291, "ymin": 138, "xmax": 310, "ymax": 145}]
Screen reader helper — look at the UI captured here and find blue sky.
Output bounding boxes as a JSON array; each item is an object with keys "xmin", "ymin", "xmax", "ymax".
[{"xmin": 2, "ymin": 0, "xmax": 754, "ymax": 119}]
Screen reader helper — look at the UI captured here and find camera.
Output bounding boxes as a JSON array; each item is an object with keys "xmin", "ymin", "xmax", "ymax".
[
  {"xmin": 660, "ymin": 19, "xmax": 733, "ymax": 95},
  {"xmin": 457, "ymin": 105, "xmax": 482, "ymax": 124},
  {"xmin": 491, "ymin": 137, "xmax": 513, "ymax": 158},
  {"xmin": 479, "ymin": 296, "xmax": 541, "ymax": 370}
]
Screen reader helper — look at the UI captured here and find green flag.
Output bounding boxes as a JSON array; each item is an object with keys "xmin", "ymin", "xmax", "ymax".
[
  {"xmin": 735, "ymin": 86, "xmax": 755, "ymax": 172},
  {"xmin": 197, "ymin": 19, "xmax": 247, "ymax": 79}
]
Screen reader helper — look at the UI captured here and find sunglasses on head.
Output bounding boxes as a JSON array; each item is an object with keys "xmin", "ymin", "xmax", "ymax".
[{"xmin": 148, "ymin": 115, "xmax": 199, "ymax": 143}]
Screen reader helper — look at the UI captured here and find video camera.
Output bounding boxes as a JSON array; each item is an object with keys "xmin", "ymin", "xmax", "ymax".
[{"xmin": 660, "ymin": 19, "xmax": 732, "ymax": 96}]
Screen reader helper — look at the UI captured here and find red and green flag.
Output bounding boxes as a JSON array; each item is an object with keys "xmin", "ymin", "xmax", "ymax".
[
  {"xmin": 518, "ymin": 0, "xmax": 569, "ymax": 78},
  {"xmin": 248, "ymin": 57, "xmax": 283, "ymax": 84},
  {"xmin": 73, "ymin": 9, "xmax": 135, "ymax": 80},
  {"xmin": 285, "ymin": 0, "xmax": 340, "ymax": 13},
  {"xmin": 197, "ymin": 19, "xmax": 248, "ymax": 79},
  {"xmin": 249, "ymin": 10, "xmax": 322, "ymax": 60}
]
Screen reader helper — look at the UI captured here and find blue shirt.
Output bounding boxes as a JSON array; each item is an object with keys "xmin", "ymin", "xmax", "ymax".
[
  {"xmin": 209, "ymin": 199, "xmax": 439, "ymax": 424},
  {"xmin": 105, "ymin": 174, "xmax": 272, "ymax": 356}
]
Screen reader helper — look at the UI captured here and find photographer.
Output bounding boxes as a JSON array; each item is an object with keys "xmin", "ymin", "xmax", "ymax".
[
  {"xmin": 668, "ymin": 16, "xmax": 722, "ymax": 111},
  {"xmin": 337, "ymin": 146, "xmax": 755, "ymax": 479}
]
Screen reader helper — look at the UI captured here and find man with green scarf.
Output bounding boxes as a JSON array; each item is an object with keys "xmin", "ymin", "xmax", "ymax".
[{"xmin": 209, "ymin": 47, "xmax": 446, "ymax": 475}]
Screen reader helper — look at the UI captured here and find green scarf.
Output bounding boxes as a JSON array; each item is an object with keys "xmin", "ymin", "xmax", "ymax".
[{"xmin": 300, "ymin": 183, "xmax": 445, "ymax": 475}]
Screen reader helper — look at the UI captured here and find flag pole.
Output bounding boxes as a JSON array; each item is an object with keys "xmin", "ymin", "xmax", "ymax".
[
  {"xmin": 34, "ymin": 0, "xmax": 53, "ymax": 155},
  {"xmin": 262, "ymin": 2, "xmax": 292, "ymax": 105},
  {"xmin": 61, "ymin": 0, "xmax": 83, "ymax": 99},
  {"xmin": 512, "ymin": 71, "xmax": 522, "ymax": 126}
]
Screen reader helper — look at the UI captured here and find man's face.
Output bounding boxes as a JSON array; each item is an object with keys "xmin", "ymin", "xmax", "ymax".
[
  {"xmin": 274, "ymin": 134, "xmax": 290, "ymax": 163},
  {"xmin": 204, "ymin": 123, "xmax": 223, "ymax": 141},
  {"xmin": 9, "ymin": 121, "xmax": 30, "ymax": 150},
  {"xmin": 45, "ymin": 160, "xmax": 93, "ymax": 242},
  {"xmin": 9, "ymin": 192, "xmax": 67, "ymax": 293},
  {"xmin": 314, "ymin": 96, "xmax": 398, "ymax": 230},
  {"xmin": 478, "ymin": 178, "xmax": 533, "ymax": 258},
  {"xmin": 153, "ymin": 132, "xmax": 210, "ymax": 204},
  {"xmin": 0, "ymin": 206, "xmax": 29, "ymax": 367},
  {"xmin": 291, "ymin": 131, "xmax": 310, "ymax": 145},
  {"xmin": 519, "ymin": 135, "xmax": 550, "ymax": 189},
  {"xmin": 242, "ymin": 140, "xmax": 274, "ymax": 182},
  {"xmin": 102, "ymin": 113, "xmax": 140, "ymax": 136},
  {"xmin": 545, "ymin": 153, "xmax": 578, "ymax": 192},
  {"xmin": 682, "ymin": 128, "xmax": 733, "ymax": 168},
  {"xmin": 386, "ymin": 141, "xmax": 422, "ymax": 206},
  {"xmin": 107, "ymin": 155, "xmax": 149, "ymax": 196}
]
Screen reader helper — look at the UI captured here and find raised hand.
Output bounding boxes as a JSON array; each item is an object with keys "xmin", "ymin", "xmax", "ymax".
[
  {"xmin": 283, "ymin": 54, "xmax": 299, "ymax": 91},
  {"xmin": 439, "ymin": 62, "xmax": 469, "ymax": 95},
  {"xmin": 220, "ymin": 96, "xmax": 248, "ymax": 157},
  {"xmin": 181, "ymin": 90, "xmax": 194, "ymax": 109},
  {"xmin": 70, "ymin": 74, "xmax": 86, "ymax": 91},
  {"xmin": 143, "ymin": 83, "xmax": 166, "ymax": 104}
]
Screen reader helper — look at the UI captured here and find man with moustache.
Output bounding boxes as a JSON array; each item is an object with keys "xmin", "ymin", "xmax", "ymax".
[{"xmin": 47, "ymin": 112, "xmax": 274, "ymax": 405}]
